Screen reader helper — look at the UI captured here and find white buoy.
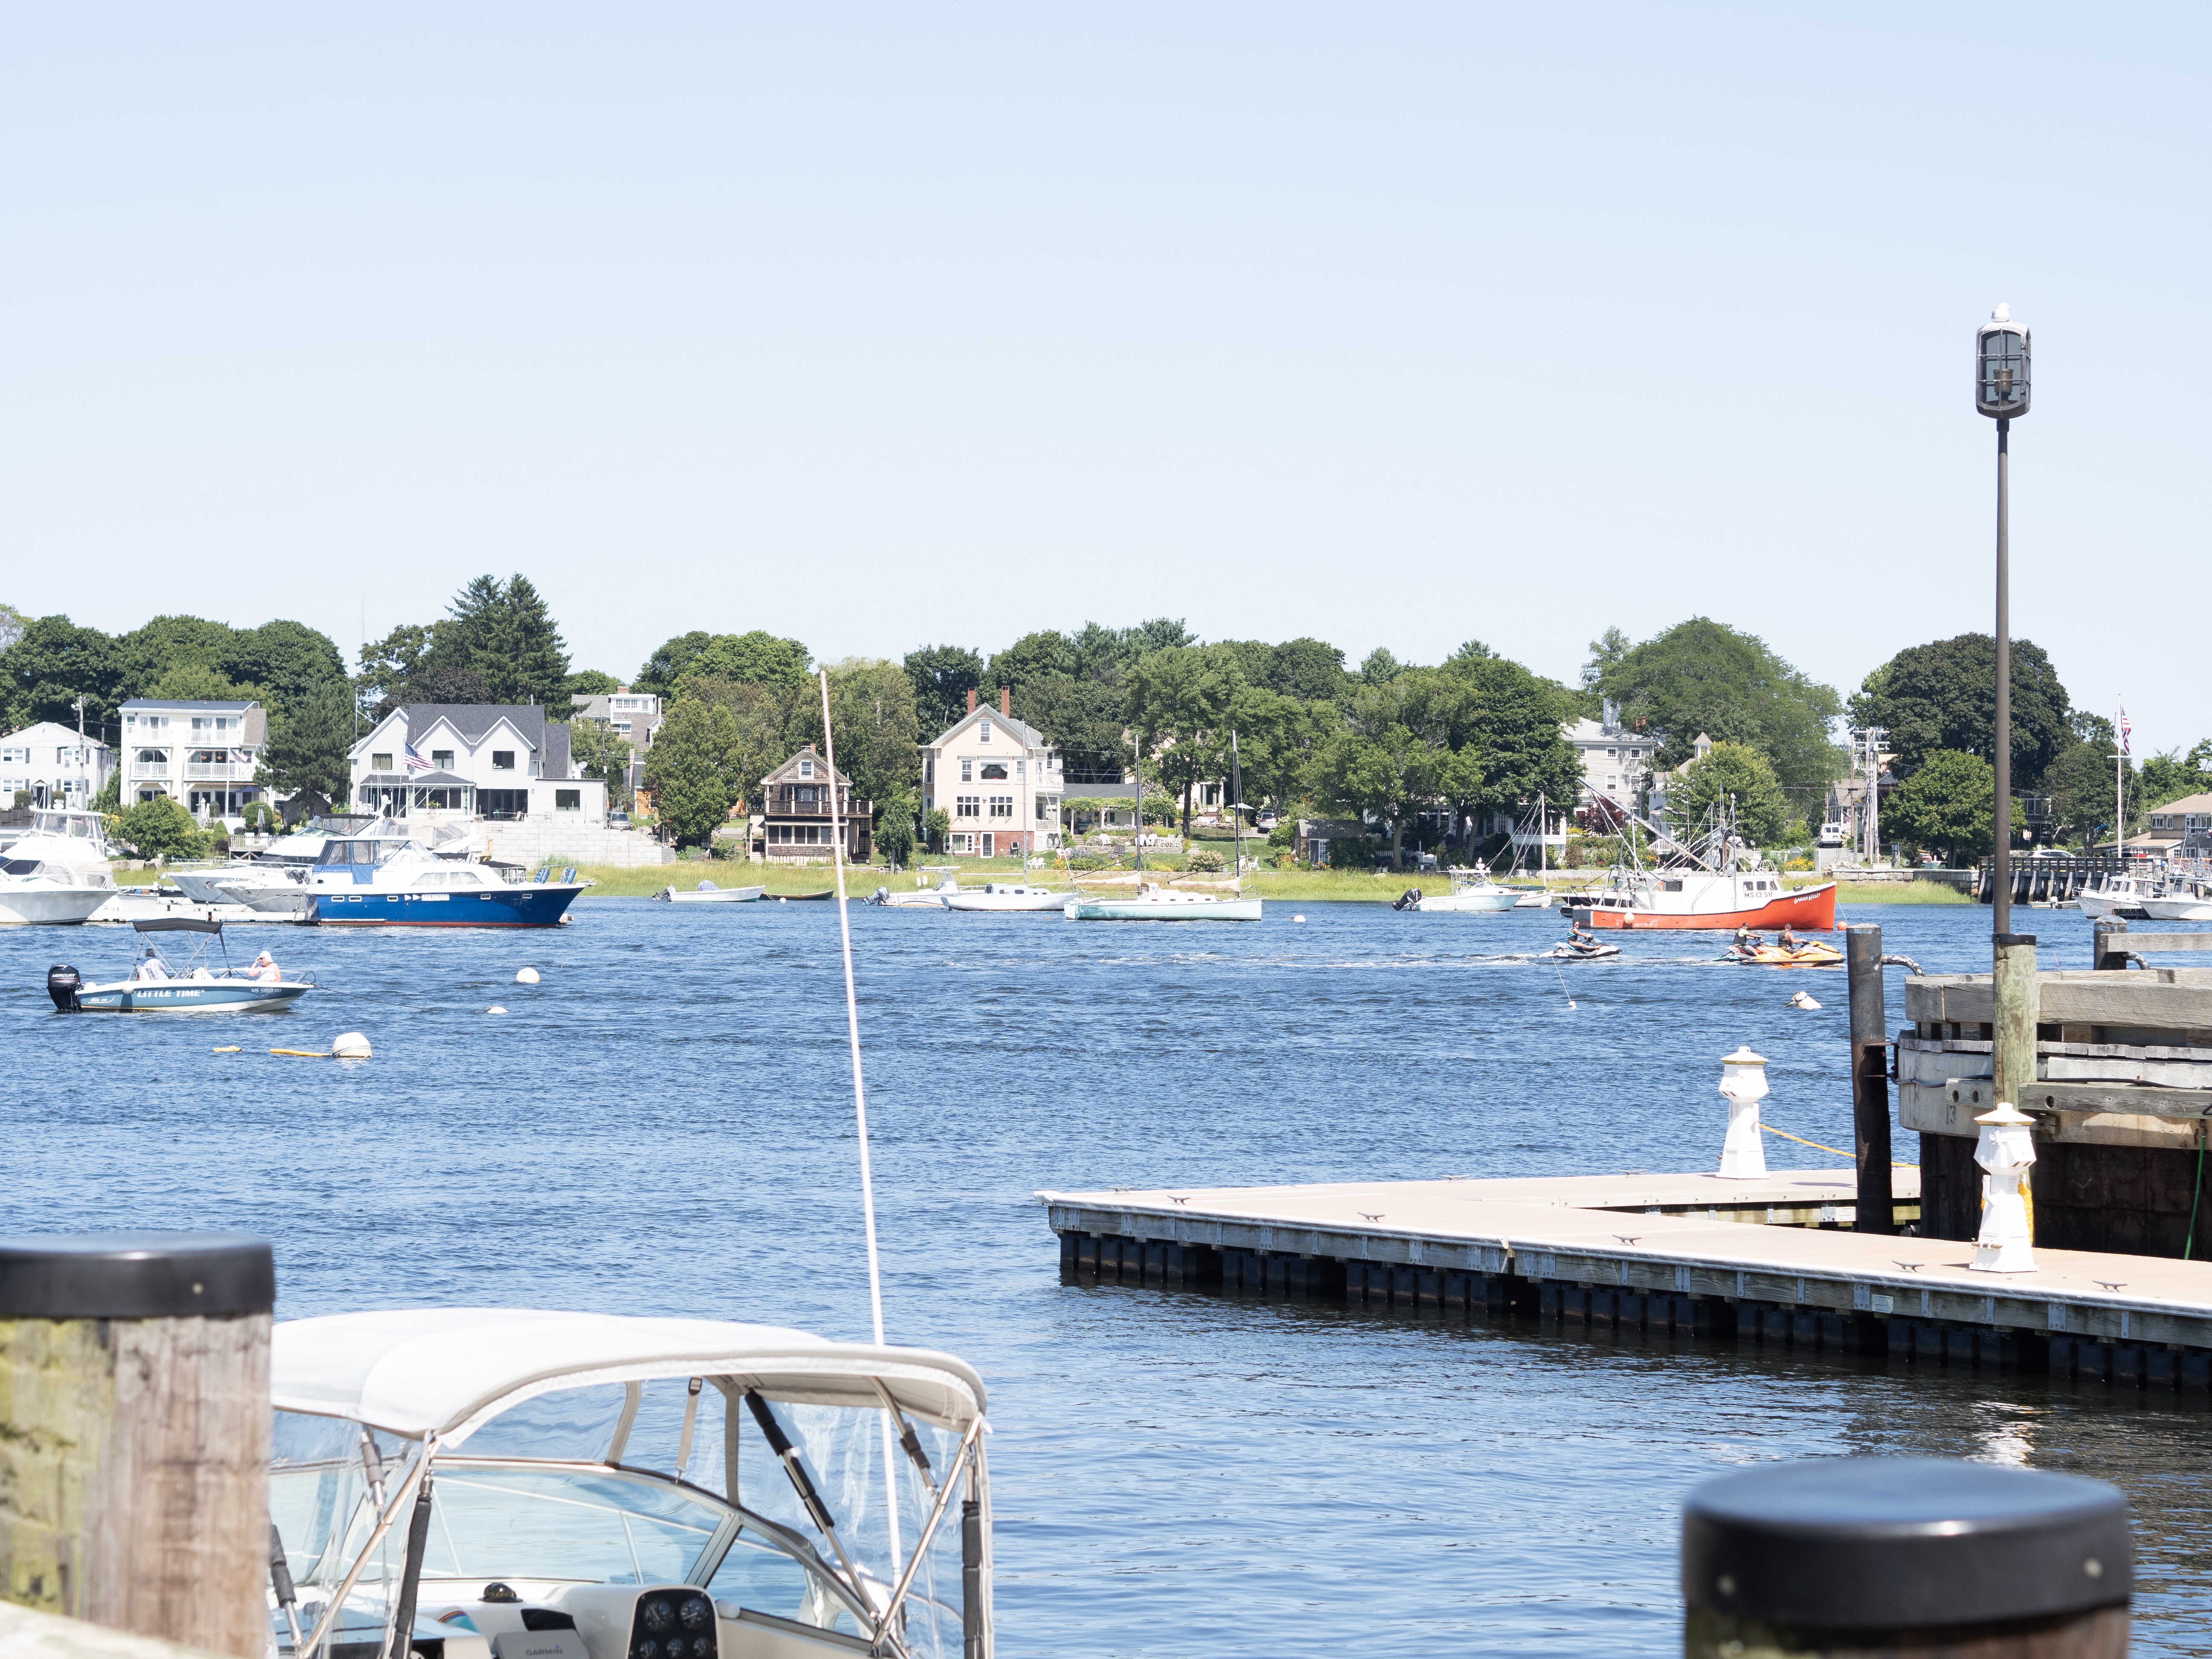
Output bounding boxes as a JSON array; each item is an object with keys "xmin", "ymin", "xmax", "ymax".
[
  {"xmin": 1716, "ymin": 1046, "xmax": 1769, "ymax": 1180},
  {"xmin": 487, "ymin": 1005, "xmax": 508, "ymax": 1015},
  {"xmin": 1293, "ymin": 914, "xmax": 1306, "ymax": 923},
  {"xmin": 1789, "ymin": 990, "xmax": 1822, "ymax": 1010},
  {"xmin": 331, "ymin": 1032, "xmax": 373, "ymax": 1059},
  {"xmin": 515, "ymin": 966, "xmax": 540, "ymax": 984}
]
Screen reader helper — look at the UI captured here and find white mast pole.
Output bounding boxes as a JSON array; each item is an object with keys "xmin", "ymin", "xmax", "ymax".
[{"xmin": 818, "ymin": 671, "xmax": 902, "ymax": 1571}]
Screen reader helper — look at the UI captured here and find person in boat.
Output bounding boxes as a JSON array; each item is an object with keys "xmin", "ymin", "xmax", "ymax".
[
  {"xmin": 249, "ymin": 949, "xmax": 282, "ymax": 983},
  {"xmin": 133, "ymin": 947, "xmax": 169, "ymax": 982}
]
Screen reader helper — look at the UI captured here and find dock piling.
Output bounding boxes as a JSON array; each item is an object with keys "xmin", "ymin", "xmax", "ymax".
[
  {"xmin": 1844, "ymin": 926, "xmax": 1894, "ymax": 1235},
  {"xmin": 0, "ymin": 1233, "xmax": 274, "ymax": 1659},
  {"xmin": 1992, "ymin": 934, "xmax": 2039, "ymax": 1113}
]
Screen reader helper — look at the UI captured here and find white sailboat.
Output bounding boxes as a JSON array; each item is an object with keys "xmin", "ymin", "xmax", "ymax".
[
  {"xmin": 1064, "ymin": 736, "xmax": 1263, "ymax": 922},
  {"xmin": 2081, "ymin": 700, "xmax": 2154, "ymax": 920}
]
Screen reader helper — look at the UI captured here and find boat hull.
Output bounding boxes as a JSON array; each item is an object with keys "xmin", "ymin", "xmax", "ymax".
[
  {"xmin": 2142, "ymin": 896, "xmax": 2212, "ymax": 922},
  {"xmin": 1066, "ymin": 898, "xmax": 1263, "ymax": 921},
  {"xmin": 1414, "ymin": 891, "xmax": 1519, "ymax": 913},
  {"xmin": 1577, "ymin": 882, "xmax": 1837, "ymax": 932},
  {"xmin": 0, "ymin": 885, "xmax": 114, "ymax": 925},
  {"xmin": 70, "ymin": 979, "xmax": 313, "ymax": 1013},
  {"xmin": 2077, "ymin": 891, "xmax": 2151, "ymax": 920},
  {"xmin": 313, "ymin": 884, "xmax": 584, "ymax": 926},
  {"xmin": 944, "ymin": 891, "xmax": 1071, "ymax": 912},
  {"xmin": 661, "ymin": 886, "xmax": 766, "ymax": 903}
]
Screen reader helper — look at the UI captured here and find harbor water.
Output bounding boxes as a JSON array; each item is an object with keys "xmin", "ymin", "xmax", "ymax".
[{"xmin": 6, "ymin": 899, "xmax": 2211, "ymax": 1656}]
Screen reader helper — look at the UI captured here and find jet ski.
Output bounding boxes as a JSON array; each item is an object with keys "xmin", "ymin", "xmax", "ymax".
[{"xmin": 1545, "ymin": 938, "xmax": 1622, "ymax": 960}]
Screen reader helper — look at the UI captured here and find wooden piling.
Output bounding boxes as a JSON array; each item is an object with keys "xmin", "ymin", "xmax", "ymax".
[
  {"xmin": 1992, "ymin": 933, "xmax": 2039, "ymax": 1111},
  {"xmin": 0, "ymin": 1234, "xmax": 274, "ymax": 1659},
  {"xmin": 1844, "ymin": 925, "xmax": 1894, "ymax": 1235},
  {"xmin": 1682, "ymin": 1458, "xmax": 2129, "ymax": 1657}
]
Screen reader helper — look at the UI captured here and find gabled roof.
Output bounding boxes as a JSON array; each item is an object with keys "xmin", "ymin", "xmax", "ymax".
[
  {"xmin": 760, "ymin": 743, "xmax": 852, "ymax": 789},
  {"xmin": 396, "ymin": 703, "xmax": 548, "ymax": 742},
  {"xmin": 122, "ymin": 699, "xmax": 258, "ymax": 712},
  {"xmin": 2147, "ymin": 792, "xmax": 2212, "ymax": 818},
  {"xmin": 925, "ymin": 705, "xmax": 1047, "ymax": 750},
  {"xmin": 0, "ymin": 721, "xmax": 111, "ymax": 750}
]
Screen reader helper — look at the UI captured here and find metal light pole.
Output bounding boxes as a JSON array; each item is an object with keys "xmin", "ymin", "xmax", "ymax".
[{"xmin": 1976, "ymin": 303, "xmax": 2031, "ymax": 935}]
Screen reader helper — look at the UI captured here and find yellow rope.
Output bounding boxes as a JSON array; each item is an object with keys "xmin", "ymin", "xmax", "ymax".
[{"xmin": 1760, "ymin": 1121, "xmax": 1918, "ymax": 1168}]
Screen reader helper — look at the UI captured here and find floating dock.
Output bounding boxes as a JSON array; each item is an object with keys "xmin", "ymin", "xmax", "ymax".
[{"xmin": 1039, "ymin": 1168, "xmax": 2212, "ymax": 1387}]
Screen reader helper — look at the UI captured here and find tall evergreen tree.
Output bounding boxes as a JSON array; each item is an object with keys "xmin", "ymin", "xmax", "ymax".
[
  {"xmin": 446, "ymin": 574, "xmax": 571, "ymax": 706},
  {"xmin": 258, "ymin": 681, "xmax": 356, "ymax": 804}
]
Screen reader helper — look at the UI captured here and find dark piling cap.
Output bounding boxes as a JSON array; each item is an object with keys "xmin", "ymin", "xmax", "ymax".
[
  {"xmin": 1994, "ymin": 933, "xmax": 2039, "ymax": 948},
  {"xmin": 1683, "ymin": 1458, "xmax": 2129, "ymax": 1630},
  {"xmin": 0, "ymin": 1233, "xmax": 275, "ymax": 1318}
]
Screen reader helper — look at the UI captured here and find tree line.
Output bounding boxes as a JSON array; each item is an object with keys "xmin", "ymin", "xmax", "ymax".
[{"xmin": 5, "ymin": 587, "xmax": 2206, "ymax": 865}]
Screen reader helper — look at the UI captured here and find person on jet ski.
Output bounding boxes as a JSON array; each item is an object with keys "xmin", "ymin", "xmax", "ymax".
[
  {"xmin": 1778, "ymin": 925, "xmax": 1800, "ymax": 951},
  {"xmin": 1567, "ymin": 924, "xmax": 1599, "ymax": 949}
]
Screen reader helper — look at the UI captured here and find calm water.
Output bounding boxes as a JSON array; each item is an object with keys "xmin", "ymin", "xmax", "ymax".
[{"xmin": 8, "ymin": 897, "xmax": 2212, "ymax": 1656}]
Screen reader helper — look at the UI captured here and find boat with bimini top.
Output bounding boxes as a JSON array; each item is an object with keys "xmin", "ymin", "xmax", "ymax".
[
  {"xmin": 267, "ymin": 1307, "xmax": 995, "ymax": 1659},
  {"xmin": 47, "ymin": 917, "xmax": 315, "ymax": 1011}
]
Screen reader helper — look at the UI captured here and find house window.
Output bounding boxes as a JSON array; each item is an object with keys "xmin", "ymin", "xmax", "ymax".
[
  {"xmin": 980, "ymin": 720, "xmax": 992, "ymax": 743},
  {"xmin": 925, "ymin": 757, "xmax": 934, "ymax": 783},
  {"xmin": 799, "ymin": 759, "xmax": 814, "ymax": 778},
  {"xmin": 555, "ymin": 789, "xmax": 580, "ymax": 811},
  {"xmin": 432, "ymin": 750, "xmax": 454, "ymax": 769},
  {"xmin": 1036, "ymin": 797, "xmax": 1056, "ymax": 821},
  {"xmin": 981, "ymin": 832, "xmax": 995, "ymax": 857},
  {"xmin": 960, "ymin": 758, "xmax": 972, "ymax": 783},
  {"xmin": 492, "ymin": 751, "xmax": 515, "ymax": 771},
  {"xmin": 989, "ymin": 795, "xmax": 1013, "ymax": 819},
  {"xmin": 980, "ymin": 762, "xmax": 1008, "ymax": 780},
  {"xmin": 956, "ymin": 795, "xmax": 980, "ymax": 818},
  {"xmin": 371, "ymin": 753, "xmax": 393, "ymax": 772}
]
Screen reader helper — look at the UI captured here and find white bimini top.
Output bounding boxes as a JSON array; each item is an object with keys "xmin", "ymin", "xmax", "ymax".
[{"xmin": 271, "ymin": 1307, "xmax": 988, "ymax": 1445}]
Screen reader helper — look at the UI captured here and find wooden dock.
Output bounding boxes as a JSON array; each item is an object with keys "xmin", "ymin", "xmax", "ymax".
[{"xmin": 1039, "ymin": 1168, "xmax": 2212, "ymax": 1385}]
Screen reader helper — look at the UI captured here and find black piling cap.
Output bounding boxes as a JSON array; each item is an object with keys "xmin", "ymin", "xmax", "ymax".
[
  {"xmin": 1683, "ymin": 1458, "xmax": 2129, "ymax": 1630},
  {"xmin": 0, "ymin": 1232, "xmax": 274, "ymax": 1318}
]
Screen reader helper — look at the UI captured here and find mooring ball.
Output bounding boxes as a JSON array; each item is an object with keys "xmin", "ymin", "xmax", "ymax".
[
  {"xmin": 1293, "ymin": 914, "xmax": 1306, "ymax": 923},
  {"xmin": 514, "ymin": 966, "xmax": 540, "ymax": 984},
  {"xmin": 487, "ymin": 1005, "xmax": 508, "ymax": 1015},
  {"xmin": 331, "ymin": 1032, "xmax": 373, "ymax": 1059}
]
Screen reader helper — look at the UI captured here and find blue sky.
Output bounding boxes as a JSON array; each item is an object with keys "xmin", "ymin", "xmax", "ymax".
[{"xmin": 3, "ymin": 6, "xmax": 2203, "ymax": 750}]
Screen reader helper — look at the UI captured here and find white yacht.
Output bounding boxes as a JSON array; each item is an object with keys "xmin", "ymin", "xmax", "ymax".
[
  {"xmin": 1065, "ymin": 882, "xmax": 1262, "ymax": 921},
  {"xmin": 269, "ymin": 1308, "xmax": 994, "ymax": 1659},
  {"xmin": 943, "ymin": 883, "xmax": 1069, "ymax": 912},
  {"xmin": 1397, "ymin": 869, "xmax": 1519, "ymax": 913},
  {"xmin": 2078, "ymin": 873, "xmax": 2156, "ymax": 921},
  {"xmin": 0, "ymin": 808, "xmax": 120, "ymax": 925},
  {"xmin": 2142, "ymin": 879, "xmax": 2212, "ymax": 923}
]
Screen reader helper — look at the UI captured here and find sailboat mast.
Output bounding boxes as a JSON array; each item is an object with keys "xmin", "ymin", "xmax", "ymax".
[
  {"xmin": 1539, "ymin": 792, "xmax": 1547, "ymax": 879},
  {"xmin": 1230, "ymin": 729, "xmax": 1243, "ymax": 888},
  {"xmin": 2116, "ymin": 698, "xmax": 2125, "ymax": 869}
]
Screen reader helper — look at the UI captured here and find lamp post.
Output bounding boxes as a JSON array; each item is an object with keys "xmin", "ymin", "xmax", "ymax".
[{"xmin": 1976, "ymin": 303, "xmax": 2030, "ymax": 934}]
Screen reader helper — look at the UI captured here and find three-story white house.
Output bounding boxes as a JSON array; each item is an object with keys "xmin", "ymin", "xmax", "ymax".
[
  {"xmin": 919, "ymin": 689, "xmax": 1062, "ymax": 859},
  {"xmin": 349, "ymin": 703, "xmax": 607, "ymax": 824},
  {"xmin": 120, "ymin": 698, "xmax": 266, "ymax": 819},
  {"xmin": 0, "ymin": 722, "xmax": 114, "ymax": 809}
]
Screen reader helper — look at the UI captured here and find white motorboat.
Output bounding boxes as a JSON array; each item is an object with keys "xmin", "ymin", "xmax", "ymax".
[
  {"xmin": 870, "ymin": 876, "xmax": 970, "ymax": 908},
  {"xmin": 1513, "ymin": 890, "xmax": 1554, "ymax": 909},
  {"xmin": 2142, "ymin": 885, "xmax": 2212, "ymax": 923},
  {"xmin": 305, "ymin": 835, "xmax": 588, "ymax": 926},
  {"xmin": 944, "ymin": 882, "xmax": 1069, "ymax": 912},
  {"xmin": 1065, "ymin": 882, "xmax": 1262, "ymax": 921},
  {"xmin": 2078, "ymin": 874, "xmax": 2156, "ymax": 921},
  {"xmin": 1397, "ymin": 869, "xmax": 1519, "ymax": 913},
  {"xmin": 0, "ymin": 807, "xmax": 119, "ymax": 924},
  {"xmin": 47, "ymin": 917, "xmax": 315, "ymax": 1011},
  {"xmin": 658, "ymin": 878, "xmax": 767, "ymax": 903},
  {"xmin": 269, "ymin": 1307, "xmax": 995, "ymax": 1659}
]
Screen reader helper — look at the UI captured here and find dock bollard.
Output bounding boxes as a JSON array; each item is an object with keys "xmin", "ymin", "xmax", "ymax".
[
  {"xmin": 1716, "ymin": 1047, "xmax": 1769, "ymax": 1180},
  {"xmin": 0, "ymin": 1233, "xmax": 275, "ymax": 1657},
  {"xmin": 1682, "ymin": 1457, "xmax": 2130, "ymax": 1658}
]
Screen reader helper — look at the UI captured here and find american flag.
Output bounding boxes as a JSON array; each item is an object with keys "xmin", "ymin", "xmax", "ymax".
[
  {"xmin": 404, "ymin": 742, "xmax": 434, "ymax": 773},
  {"xmin": 2119, "ymin": 704, "xmax": 2132, "ymax": 757}
]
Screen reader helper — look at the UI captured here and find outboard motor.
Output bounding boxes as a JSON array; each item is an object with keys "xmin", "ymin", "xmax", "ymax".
[
  {"xmin": 47, "ymin": 964, "xmax": 81, "ymax": 1012},
  {"xmin": 1392, "ymin": 888, "xmax": 1422, "ymax": 911}
]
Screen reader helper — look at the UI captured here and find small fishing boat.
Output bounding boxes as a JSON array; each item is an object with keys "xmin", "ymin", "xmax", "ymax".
[
  {"xmin": 870, "ymin": 875, "xmax": 969, "ymax": 908},
  {"xmin": 1394, "ymin": 869, "xmax": 1518, "ymax": 913},
  {"xmin": 1513, "ymin": 889, "xmax": 1555, "ymax": 909},
  {"xmin": 1722, "ymin": 941, "xmax": 1845, "ymax": 967},
  {"xmin": 269, "ymin": 1307, "xmax": 995, "ymax": 1659},
  {"xmin": 657, "ymin": 878, "xmax": 766, "ymax": 903},
  {"xmin": 1065, "ymin": 883, "xmax": 1263, "ymax": 921},
  {"xmin": 2078, "ymin": 874, "xmax": 2156, "ymax": 921},
  {"xmin": 944, "ymin": 882, "xmax": 1070, "ymax": 912},
  {"xmin": 47, "ymin": 917, "xmax": 315, "ymax": 1011},
  {"xmin": 0, "ymin": 807, "xmax": 119, "ymax": 925},
  {"xmin": 2142, "ymin": 888, "xmax": 2212, "ymax": 923},
  {"xmin": 307, "ymin": 835, "xmax": 588, "ymax": 926}
]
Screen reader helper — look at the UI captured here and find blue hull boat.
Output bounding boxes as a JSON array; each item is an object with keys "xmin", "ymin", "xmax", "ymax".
[
  {"xmin": 48, "ymin": 917, "xmax": 317, "ymax": 1012},
  {"xmin": 314, "ymin": 883, "xmax": 583, "ymax": 926},
  {"xmin": 73, "ymin": 979, "xmax": 314, "ymax": 1012}
]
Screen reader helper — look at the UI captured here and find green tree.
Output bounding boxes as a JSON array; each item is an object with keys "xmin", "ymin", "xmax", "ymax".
[
  {"xmin": 902, "ymin": 643, "xmax": 985, "ymax": 737},
  {"xmin": 143, "ymin": 664, "xmax": 268, "ymax": 705},
  {"xmin": 2139, "ymin": 739, "xmax": 2212, "ymax": 811},
  {"xmin": 2043, "ymin": 740, "xmax": 2132, "ymax": 848},
  {"xmin": 115, "ymin": 795, "xmax": 210, "ymax": 860},
  {"xmin": 875, "ymin": 787, "xmax": 920, "ymax": 868},
  {"xmin": 1848, "ymin": 634, "xmax": 2071, "ymax": 790},
  {"xmin": 676, "ymin": 631, "xmax": 811, "ymax": 693},
  {"xmin": 0, "ymin": 602, "xmax": 24, "ymax": 654},
  {"xmin": 1585, "ymin": 617, "xmax": 1843, "ymax": 786},
  {"xmin": 0, "ymin": 615, "xmax": 125, "ymax": 729},
  {"xmin": 636, "ymin": 631, "xmax": 716, "ymax": 695},
  {"xmin": 984, "ymin": 631, "xmax": 1077, "ymax": 700},
  {"xmin": 1019, "ymin": 673, "xmax": 1129, "ymax": 781},
  {"xmin": 567, "ymin": 719, "xmax": 635, "ymax": 809},
  {"xmin": 566, "ymin": 669, "xmax": 622, "ymax": 699},
  {"xmin": 1358, "ymin": 647, "xmax": 1407, "ymax": 686},
  {"xmin": 785, "ymin": 658, "xmax": 922, "ymax": 809},
  {"xmin": 1261, "ymin": 638, "xmax": 1347, "ymax": 702},
  {"xmin": 222, "ymin": 620, "xmax": 348, "ymax": 714},
  {"xmin": 923, "ymin": 806, "xmax": 951, "ymax": 852},
  {"xmin": 1664, "ymin": 741, "xmax": 1793, "ymax": 846},
  {"xmin": 643, "ymin": 699, "xmax": 748, "ymax": 847},
  {"xmin": 1310, "ymin": 675, "xmax": 1447, "ymax": 869},
  {"xmin": 355, "ymin": 622, "xmax": 440, "ymax": 719},
  {"xmin": 1884, "ymin": 749, "xmax": 1998, "ymax": 863},
  {"xmin": 1433, "ymin": 655, "xmax": 1584, "ymax": 830},
  {"xmin": 257, "ymin": 681, "xmax": 355, "ymax": 804},
  {"xmin": 1126, "ymin": 645, "xmax": 1245, "ymax": 835},
  {"xmin": 117, "ymin": 615, "xmax": 235, "ymax": 698},
  {"xmin": 676, "ymin": 678, "xmax": 799, "ymax": 809},
  {"xmin": 445, "ymin": 574, "xmax": 572, "ymax": 706}
]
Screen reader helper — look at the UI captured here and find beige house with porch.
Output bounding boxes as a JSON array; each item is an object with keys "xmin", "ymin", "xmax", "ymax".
[{"xmin": 920, "ymin": 689, "xmax": 1064, "ymax": 859}]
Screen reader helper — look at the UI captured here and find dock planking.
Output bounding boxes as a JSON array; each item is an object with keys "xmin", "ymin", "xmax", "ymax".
[{"xmin": 1039, "ymin": 1168, "xmax": 2212, "ymax": 1385}]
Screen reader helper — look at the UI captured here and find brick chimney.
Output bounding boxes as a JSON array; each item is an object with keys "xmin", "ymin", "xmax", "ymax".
[
  {"xmin": 966, "ymin": 688, "xmax": 978, "ymax": 714},
  {"xmin": 998, "ymin": 687, "xmax": 1010, "ymax": 719}
]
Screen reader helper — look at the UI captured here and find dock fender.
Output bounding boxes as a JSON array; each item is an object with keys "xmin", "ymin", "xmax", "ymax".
[{"xmin": 46, "ymin": 964, "xmax": 81, "ymax": 1012}]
